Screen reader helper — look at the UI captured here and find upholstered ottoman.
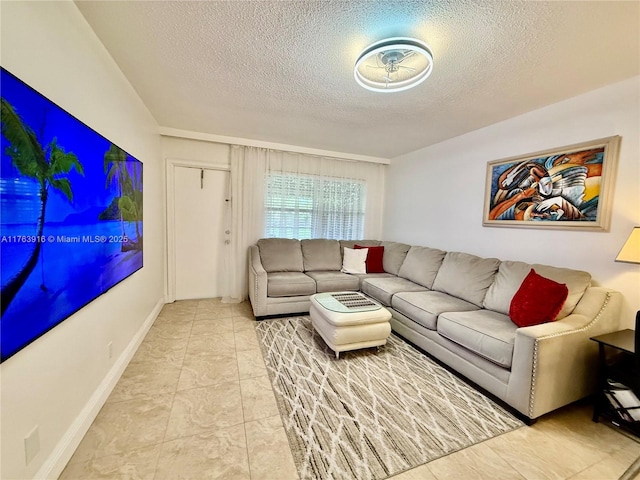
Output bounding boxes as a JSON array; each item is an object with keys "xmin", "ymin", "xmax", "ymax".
[{"xmin": 309, "ymin": 292, "xmax": 392, "ymax": 358}]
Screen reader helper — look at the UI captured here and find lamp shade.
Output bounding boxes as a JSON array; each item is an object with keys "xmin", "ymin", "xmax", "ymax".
[{"xmin": 615, "ymin": 227, "xmax": 640, "ymax": 264}]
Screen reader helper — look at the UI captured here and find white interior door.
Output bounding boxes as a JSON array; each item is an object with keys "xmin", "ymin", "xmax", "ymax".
[{"xmin": 174, "ymin": 166, "xmax": 229, "ymax": 300}]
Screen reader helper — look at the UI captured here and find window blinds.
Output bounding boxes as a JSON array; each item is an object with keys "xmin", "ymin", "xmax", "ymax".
[{"xmin": 265, "ymin": 173, "xmax": 366, "ymax": 240}]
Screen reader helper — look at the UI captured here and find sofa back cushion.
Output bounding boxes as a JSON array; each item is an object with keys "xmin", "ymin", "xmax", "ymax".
[
  {"xmin": 432, "ymin": 252, "xmax": 500, "ymax": 307},
  {"xmin": 381, "ymin": 241, "xmax": 412, "ymax": 275},
  {"xmin": 483, "ymin": 260, "xmax": 591, "ymax": 320},
  {"xmin": 257, "ymin": 238, "xmax": 303, "ymax": 273},
  {"xmin": 398, "ymin": 246, "xmax": 447, "ymax": 289},
  {"xmin": 339, "ymin": 240, "xmax": 381, "ymax": 255},
  {"xmin": 531, "ymin": 264, "xmax": 591, "ymax": 319},
  {"xmin": 483, "ymin": 260, "xmax": 532, "ymax": 315},
  {"xmin": 301, "ymin": 239, "xmax": 342, "ymax": 271}
]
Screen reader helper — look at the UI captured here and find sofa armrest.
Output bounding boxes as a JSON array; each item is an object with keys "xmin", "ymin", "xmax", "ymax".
[
  {"xmin": 248, "ymin": 245, "xmax": 268, "ymax": 317},
  {"xmin": 508, "ymin": 287, "xmax": 622, "ymax": 419}
]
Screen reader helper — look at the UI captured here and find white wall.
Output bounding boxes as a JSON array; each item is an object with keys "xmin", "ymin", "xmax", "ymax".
[
  {"xmin": 161, "ymin": 136, "xmax": 230, "ymax": 166},
  {"xmin": 384, "ymin": 77, "xmax": 640, "ymax": 327},
  {"xmin": 0, "ymin": 2, "xmax": 165, "ymax": 479}
]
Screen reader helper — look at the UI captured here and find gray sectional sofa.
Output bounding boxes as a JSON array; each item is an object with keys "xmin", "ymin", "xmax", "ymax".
[{"xmin": 248, "ymin": 238, "xmax": 622, "ymax": 421}]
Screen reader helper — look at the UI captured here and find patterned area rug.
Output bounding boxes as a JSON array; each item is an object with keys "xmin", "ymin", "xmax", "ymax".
[{"xmin": 255, "ymin": 316, "xmax": 524, "ymax": 480}]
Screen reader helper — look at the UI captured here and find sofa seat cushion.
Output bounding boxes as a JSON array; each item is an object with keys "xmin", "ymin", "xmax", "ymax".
[
  {"xmin": 361, "ymin": 277, "xmax": 427, "ymax": 306},
  {"xmin": 305, "ymin": 271, "xmax": 360, "ymax": 293},
  {"xmin": 267, "ymin": 272, "xmax": 316, "ymax": 297},
  {"xmin": 437, "ymin": 310, "xmax": 518, "ymax": 369},
  {"xmin": 301, "ymin": 239, "xmax": 342, "ymax": 272},
  {"xmin": 352, "ymin": 272, "xmax": 395, "ymax": 289},
  {"xmin": 432, "ymin": 252, "xmax": 500, "ymax": 307},
  {"xmin": 258, "ymin": 238, "xmax": 304, "ymax": 272},
  {"xmin": 392, "ymin": 291, "xmax": 479, "ymax": 331}
]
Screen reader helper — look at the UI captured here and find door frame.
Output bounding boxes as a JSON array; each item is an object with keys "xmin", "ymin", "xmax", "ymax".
[{"xmin": 165, "ymin": 158, "xmax": 230, "ymax": 303}]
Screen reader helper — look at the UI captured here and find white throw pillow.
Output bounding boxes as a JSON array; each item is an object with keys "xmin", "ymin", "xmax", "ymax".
[{"xmin": 341, "ymin": 247, "xmax": 368, "ymax": 274}]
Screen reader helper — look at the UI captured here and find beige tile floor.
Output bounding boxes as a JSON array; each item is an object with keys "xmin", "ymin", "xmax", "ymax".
[{"xmin": 61, "ymin": 299, "xmax": 640, "ymax": 480}]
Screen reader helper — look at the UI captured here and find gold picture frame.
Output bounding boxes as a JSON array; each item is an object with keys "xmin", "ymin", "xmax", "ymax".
[{"xmin": 483, "ymin": 136, "xmax": 620, "ymax": 231}]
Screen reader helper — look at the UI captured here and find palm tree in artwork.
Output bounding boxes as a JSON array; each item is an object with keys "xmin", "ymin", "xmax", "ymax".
[
  {"xmin": 103, "ymin": 144, "xmax": 130, "ymax": 239},
  {"xmin": 126, "ymin": 160, "xmax": 143, "ymax": 249},
  {"xmin": 0, "ymin": 98, "xmax": 84, "ymax": 315},
  {"xmin": 118, "ymin": 195, "xmax": 142, "ymax": 248},
  {"xmin": 104, "ymin": 144, "xmax": 142, "ymax": 249}
]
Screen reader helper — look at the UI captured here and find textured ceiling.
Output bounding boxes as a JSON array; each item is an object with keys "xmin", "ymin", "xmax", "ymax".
[{"xmin": 75, "ymin": 0, "xmax": 639, "ymax": 159}]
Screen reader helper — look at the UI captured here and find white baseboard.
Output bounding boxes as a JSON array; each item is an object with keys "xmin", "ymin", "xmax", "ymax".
[{"xmin": 35, "ymin": 297, "xmax": 166, "ymax": 480}]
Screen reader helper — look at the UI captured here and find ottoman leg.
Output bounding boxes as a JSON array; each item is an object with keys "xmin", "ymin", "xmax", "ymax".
[{"xmin": 335, "ymin": 351, "xmax": 340, "ymax": 359}]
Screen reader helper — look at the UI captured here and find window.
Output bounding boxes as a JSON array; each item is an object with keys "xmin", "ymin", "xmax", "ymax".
[{"xmin": 265, "ymin": 173, "xmax": 366, "ymax": 240}]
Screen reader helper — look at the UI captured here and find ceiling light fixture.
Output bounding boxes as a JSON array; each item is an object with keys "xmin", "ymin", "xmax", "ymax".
[{"xmin": 354, "ymin": 37, "xmax": 434, "ymax": 93}]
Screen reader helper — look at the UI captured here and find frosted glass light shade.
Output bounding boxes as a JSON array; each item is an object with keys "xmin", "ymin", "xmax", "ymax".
[
  {"xmin": 615, "ymin": 227, "xmax": 640, "ymax": 264},
  {"xmin": 354, "ymin": 37, "xmax": 433, "ymax": 93}
]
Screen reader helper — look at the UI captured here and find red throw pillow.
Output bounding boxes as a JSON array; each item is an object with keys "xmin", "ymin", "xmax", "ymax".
[
  {"xmin": 509, "ymin": 269, "xmax": 569, "ymax": 327},
  {"xmin": 354, "ymin": 244, "xmax": 385, "ymax": 273}
]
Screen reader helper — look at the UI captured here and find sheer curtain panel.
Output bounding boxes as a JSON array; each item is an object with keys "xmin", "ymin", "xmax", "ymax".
[
  {"xmin": 222, "ymin": 146, "xmax": 266, "ymax": 303},
  {"xmin": 224, "ymin": 145, "xmax": 386, "ymax": 302},
  {"xmin": 265, "ymin": 150, "xmax": 385, "ymax": 240}
]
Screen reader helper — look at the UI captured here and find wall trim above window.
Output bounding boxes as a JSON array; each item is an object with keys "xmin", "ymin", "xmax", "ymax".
[{"xmin": 159, "ymin": 126, "xmax": 391, "ymax": 165}]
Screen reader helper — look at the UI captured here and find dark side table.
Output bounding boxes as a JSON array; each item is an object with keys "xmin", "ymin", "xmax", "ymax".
[{"xmin": 590, "ymin": 329, "xmax": 639, "ymax": 439}]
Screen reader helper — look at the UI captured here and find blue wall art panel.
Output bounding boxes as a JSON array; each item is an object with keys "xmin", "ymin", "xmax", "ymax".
[{"xmin": 0, "ymin": 68, "xmax": 143, "ymax": 362}]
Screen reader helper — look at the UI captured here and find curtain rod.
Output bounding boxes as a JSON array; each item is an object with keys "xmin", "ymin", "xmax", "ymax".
[{"xmin": 159, "ymin": 126, "xmax": 391, "ymax": 165}]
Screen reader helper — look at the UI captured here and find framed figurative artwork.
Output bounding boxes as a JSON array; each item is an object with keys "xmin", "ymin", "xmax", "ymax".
[
  {"xmin": 0, "ymin": 67, "xmax": 143, "ymax": 362},
  {"xmin": 483, "ymin": 136, "xmax": 620, "ymax": 231}
]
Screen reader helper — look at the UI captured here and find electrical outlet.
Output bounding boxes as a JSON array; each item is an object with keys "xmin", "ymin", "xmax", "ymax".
[
  {"xmin": 108, "ymin": 342, "xmax": 113, "ymax": 359},
  {"xmin": 24, "ymin": 426, "xmax": 40, "ymax": 465}
]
